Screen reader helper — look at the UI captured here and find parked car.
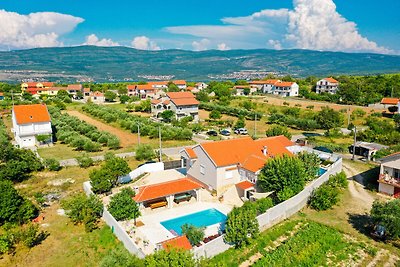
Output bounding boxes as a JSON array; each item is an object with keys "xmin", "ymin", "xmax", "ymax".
[
  {"xmin": 206, "ymin": 130, "xmax": 218, "ymax": 136},
  {"xmin": 234, "ymin": 128, "xmax": 248, "ymax": 135},
  {"xmin": 220, "ymin": 129, "xmax": 231, "ymax": 136}
]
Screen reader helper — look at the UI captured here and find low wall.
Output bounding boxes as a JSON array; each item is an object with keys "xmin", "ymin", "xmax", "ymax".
[
  {"xmin": 82, "ymin": 181, "xmax": 146, "ymax": 259},
  {"xmin": 129, "ymin": 162, "xmax": 164, "ymax": 179},
  {"xmin": 194, "ymin": 157, "xmax": 342, "ymax": 258}
]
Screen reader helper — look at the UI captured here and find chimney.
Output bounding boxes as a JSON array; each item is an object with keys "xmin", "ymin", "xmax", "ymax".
[
  {"xmin": 262, "ymin": 146, "xmax": 268, "ymax": 156},
  {"xmin": 133, "ymin": 186, "xmax": 139, "ymax": 195}
]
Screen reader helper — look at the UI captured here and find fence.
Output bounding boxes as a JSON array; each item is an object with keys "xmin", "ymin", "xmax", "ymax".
[
  {"xmin": 163, "ymin": 160, "xmax": 182, "ymax": 170},
  {"xmin": 82, "ymin": 181, "xmax": 146, "ymax": 259},
  {"xmin": 194, "ymin": 157, "xmax": 342, "ymax": 258}
]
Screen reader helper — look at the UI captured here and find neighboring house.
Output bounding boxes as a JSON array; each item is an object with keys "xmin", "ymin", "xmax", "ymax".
[
  {"xmin": 67, "ymin": 84, "xmax": 83, "ymax": 96},
  {"xmin": 272, "ymin": 81, "xmax": 299, "ymax": 97},
  {"xmin": 151, "ymin": 99, "xmax": 171, "ymax": 118},
  {"xmin": 377, "ymin": 153, "xmax": 400, "ymax": 198},
  {"xmin": 127, "ymin": 84, "xmax": 162, "ymax": 99},
  {"xmin": 233, "ymin": 85, "xmax": 257, "ymax": 96},
  {"xmin": 249, "ymin": 80, "xmax": 280, "ymax": 94},
  {"xmin": 180, "ymin": 135, "xmax": 294, "ymax": 194},
  {"xmin": 316, "ymin": 77, "xmax": 339, "ymax": 94},
  {"xmin": 12, "ymin": 104, "xmax": 52, "ymax": 148},
  {"xmin": 84, "ymin": 91, "xmax": 105, "ymax": 103},
  {"xmin": 173, "ymin": 80, "xmax": 187, "ymax": 90},
  {"xmin": 380, "ymin": 98, "xmax": 400, "ymax": 112},
  {"xmin": 167, "ymin": 92, "xmax": 199, "ymax": 121},
  {"xmin": 21, "ymin": 82, "xmax": 54, "ymax": 92},
  {"xmin": 349, "ymin": 141, "xmax": 388, "ymax": 161},
  {"xmin": 195, "ymin": 82, "xmax": 208, "ymax": 91}
]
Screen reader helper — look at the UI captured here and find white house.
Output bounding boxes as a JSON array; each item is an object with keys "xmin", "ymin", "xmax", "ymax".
[
  {"xmin": 195, "ymin": 82, "xmax": 208, "ymax": 91},
  {"xmin": 12, "ymin": 104, "xmax": 52, "ymax": 148},
  {"xmin": 233, "ymin": 85, "xmax": 257, "ymax": 96},
  {"xmin": 180, "ymin": 135, "xmax": 294, "ymax": 194},
  {"xmin": 249, "ymin": 80, "xmax": 280, "ymax": 94},
  {"xmin": 316, "ymin": 77, "xmax": 339, "ymax": 94},
  {"xmin": 173, "ymin": 80, "xmax": 187, "ymax": 90},
  {"xmin": 272, "ymin": 82, "xmax": 299, "ymax": 97},
  {"xmin": 167, "ymin": 92, "xmax": 199, "ymax": 121},
  {"xmin": 377, "ymin": 153, "xmax": 400, "ymax": 198}
]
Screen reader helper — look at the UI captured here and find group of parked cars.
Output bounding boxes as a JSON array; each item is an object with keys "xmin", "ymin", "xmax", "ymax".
[{"xmin": 206, "ymin": 128, "xmax": 248, "ymax": 137}]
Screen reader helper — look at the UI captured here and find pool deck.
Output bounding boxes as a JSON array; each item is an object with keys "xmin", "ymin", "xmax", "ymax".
[{"xmin": 123, "ymin": 201, "xmax": 232, "ymax": 253}]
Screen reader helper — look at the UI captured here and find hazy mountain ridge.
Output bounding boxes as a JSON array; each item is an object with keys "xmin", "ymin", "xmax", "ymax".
[{"xmin": 0, "ymin": 46, "xmax": 399, "ymax": 82}]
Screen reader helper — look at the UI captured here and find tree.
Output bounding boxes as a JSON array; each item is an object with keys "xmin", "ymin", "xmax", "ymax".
[
  {"xmin": 388, "ymin": 105, "xmax": 399, "ymax": 114},
  {"xmin": 394, "ymin": 113, "xmax": 400, "ymax": 128},
  {"xmin": 119, "ymin": 94, "xmax": 130, "ymax": 104},
  {"xmin": 224, "ymin": 205, "xmax": 259, "ymax": 248},
  {"xmin": 196, "ymin": 91, "xmax": 209, "ymax": 102},
  {"xmin": 209, "ymin": 110, "xmax": 222, "ymax": 120},
  {"xmin": 316, "ymin": 107, "xmax": 343, "ymax": 132},
  {"xmin": 135, "ymin": 99, "xmax": 151, "ymax": 112},
  {"xmin": 76, "ymin": 153, "xmax": 94, "ymax": 168},
  {"xmin": 160, "ymin": 110, "xmax": 175, "ymax": 122},
  {"xmin": 144, "ymin": 248, "xmax": 196, "ymax": 267},
  {"xmin": 167, "ymin": 82, "xmax": 180, "ymax": 92},
  {"xmin": 370, "ymin": 199, "xmax": 400, "ymax": 240},
  {"xmin": 57, "ymin": 90, "xmax": 70, "ymax": 99},
  {"xmin": 105, "ymin": 91, "xmax": 117, "ymax": 102},
  {"xmin": 108, "ymin": 188, "xmax": 140, "ymax": 223},
  {"xmin": 265, "ymin": 125, "xmax": 292, "ymax": 139},
  {"xmin": 309, "ymin": 184, "xmax": 339, "ymax": 211},
  {"xmin": 257, "ymin": 155, "xmax": 306, "ymax": 202},
  {"xmin": 135, "ymin": 144, "xmax": 156, "ymax": 161},
  {"xmin": 297, "ymin": 152, "xmax": 320, "ymax": 181},
  {"xmin": 90, "ymin": 168, "xmax": 113, "ymax": 193},
  {"xmin": 235, "ymin": 116, "xmax": 246, "ymax": 129},
  {"xmin": 118, "ymin": 87, "xmax": 128, "ymax": 95},
  {"xmin": 44, "ymin": 158, "xmax": 62, "ymax": 171},
  {"xmin": 181, "ymin": 224, "xmax": 205, "ymax": 246},
  {"xmin": 62, "ymin": 193, "xmax": 103, "ymax": 232}
]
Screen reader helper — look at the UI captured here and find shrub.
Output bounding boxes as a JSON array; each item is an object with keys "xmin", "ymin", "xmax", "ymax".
[
  {"xmin": 310, "ymin": 184, "xmax": 339, "ymax": 211},
  {"xmin": 265, "ymin": 125, "xmax": 292, "ymax": 139},
  {"xmin": 298, "ymin": 152, "xmax": 320, "ymax": 181},
  {"xmin": 107, "ymin": 188, "xmax": 140, "ymax": 222},
  {"xmin": 327, "ymin": 171, "xmax": 348, "ymax": 189},
  {"xmin": 225, "ymin": 205, "xmax": 259, "ymax": 248},
  {"xmin": 135, "ymin": 144, "xmax": 156, "ymax": 161},
  {"xmin": 254, "ymin": 197, "xmax": 274, "ymax": 214},
  {"xmin": 370, "ymin": 199, "xmax": 400, "ymax": 240},
  {"xmin": 44, "ymin": 158, "xmax": 62, "ymax": 171},
  {"xmin": 76, "ymin": 153, "xmax": 94, "ymax": 168},
  {"xmin": 181, "ymin": 224, "xmax": 205, "ymax": 246},
  {"xmin": 19, "ymin": 223, "xmax": 49, "ymax": 248}
]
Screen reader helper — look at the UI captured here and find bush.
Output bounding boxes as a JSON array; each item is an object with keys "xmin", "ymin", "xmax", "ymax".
[
  {"xmin": 298, "ymin": 152, "xmax": 320, "ymax": 181},
  {"xmin": 107, "ymin": 188, "xmax": 140, "ymax": 222},
  {"xmin": 76, "ymin": 153, "xmax": 94, "ymax": 168},
  {"xmin": 181, "ymin": 224, "xmax": 205, "ymax": 246},
  {"xmin": 265, "ymin": 125, "xmax": 292, "ymax": 139},
  {"xmin": 254, "ymin": 197, "xmax": 274, "ymax": 214},
  {"xmin": 135, "ymin": 144, "xmax": 156, "ymax": 161},
  {"xmin": 44, "ymin": 158, "xmax": 62, "ymax": 171},
  {"xmin": 370, "ymin": 199, "xmax": 400, "ymax": 240},
  {"xmin": 19, "ymin": 223, "xmax": 49, "ymax": 248},
  {"xmin": 310, "ymin": 184, "xmax": 339, "ymax": 211},
  {"xmin": 327, "ymin": 171, "xmax": 348, "ymax": 189}
]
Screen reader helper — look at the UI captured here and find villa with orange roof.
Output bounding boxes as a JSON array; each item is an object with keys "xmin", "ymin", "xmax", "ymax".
[
  {"xmin": 21, "ymin": 82, "xmax": 54, "ymax": 93},
  {"xmin": 180, "ymin": 135, "xmax": 294, "ymax": 193},
  {"xmin": 249, "ymin": 80, "xmax": 298, "ymax": 97},
  {"xmin": 316, "ymin": 77, "xmax": 339, "ymax": 94},
  {"xmin": 12, "ymin": 104, "xmax": 52, "ymax": 148},
  {"xmin": 151, "ymin": 92, "xmax": 199, "ymax": 121}
]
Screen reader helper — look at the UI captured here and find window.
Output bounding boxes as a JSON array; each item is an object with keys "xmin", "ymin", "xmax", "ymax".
[
  {"xmin": 225, "ymin": 170, "xmax": 233, "ymax": 179},
  {"xmin": 200, "ymin": 164, "xmax": 205, "ymax": 175},
  {"xmin": 394, "ymin": 169, "xmax": 400, "ymax": 179}
]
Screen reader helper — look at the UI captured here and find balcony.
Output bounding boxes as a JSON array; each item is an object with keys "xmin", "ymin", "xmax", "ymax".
[{"xmin": 378, "ymin": 174, "xmax": 400, "ymax": 188}]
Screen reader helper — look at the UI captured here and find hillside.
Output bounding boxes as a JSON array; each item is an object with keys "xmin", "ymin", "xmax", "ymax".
[{"xmin": 0, "ymin": 46, "xmax": 400, "ymax": 82}]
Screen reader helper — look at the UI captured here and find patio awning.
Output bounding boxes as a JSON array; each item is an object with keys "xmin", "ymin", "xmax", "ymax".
[
  {"xmin": 250, "ymin": 191, "xmax": 274, "ymax": 200},
  {"xmin": 133, "ymin": 177, "xmax": 202, "ymax": 203}
]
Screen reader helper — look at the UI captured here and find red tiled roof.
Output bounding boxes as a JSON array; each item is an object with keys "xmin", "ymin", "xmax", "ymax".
[
  {"xmin": 151, "ymin": 99, "xmax": 161, "ymax": 105},
  {"xmin": 92, "ymin": 91, "xmax": 104, "ymax": 97},
  {"xmin": 170, "ymin": 98, "xmax": 199, "ymax": 106},
  {"xmin": 127, "ymin": 85, "xmax": 136, "ymax": 90},
  {"xmin": 381, "ymin": 98, "xmax": 399, "ymax": 105},
  {"xmin": 234, "ymin": 85, "xmax": 250, "ymax": 89},
  {"xmin": 83, "ymin": 88, "xmax": 90, "ymax": 92},
  {"xmin": 161, "ymin": 235, "xmax": 192, "ymax": 251},
  {"xmin": 274, "ymin": 82, "xmax": 295, "ymax": 87},
  {"xmin": 185, "ymin": 147, "xmax": 197, "ymax": 159},
  {"xmin": 173, "ymin": 80, "xmax": 187, "ymax": 85},
  {"xmin": 250, "ymin": 79, "xmax": 279, "ymax": 85},
  {"xmin": 186, "ymin": 86, "xmax": 195, "ymax": 91},
  {"xmin": 133, "ymin": 178, "xmax": 203, "ymax": 202},
  {"xmin": 167, "ymin": 92, "xmax": 195, "ymax": 99},
  {"xmin": 13, "ymin": 104, "xmax": 51, "ymax": 125},
  {"xmin": 136, "ymin": 85, "xmax": 157, "ymax": 91},
  {"xmin": 67, "ymin": 84, "xmax": 83, "ymax": 90},
  {"xmin": 0, "ymin": 92, "xmax": 4, "ymax": 96},
  {"xmin": 324, "ymin": 77, "xmax": 338, "ymax": 83},
  {"xmin": 198, "ymin": 135, "xmax": 293, "ymax": 169},
  {"xmin": 236, "ymin": 180, "xmax": 255, "ymax": 190}
]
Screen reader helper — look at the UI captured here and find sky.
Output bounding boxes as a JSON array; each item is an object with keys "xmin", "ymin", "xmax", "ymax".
[{"xmin": 0, "ymin": 0, "xmax": 399, "ymax": 54}]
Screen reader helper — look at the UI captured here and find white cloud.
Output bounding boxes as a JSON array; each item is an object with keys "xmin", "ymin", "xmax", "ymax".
[
  {"xmin": 165, "ymin": 0, "xmax": 392, "ymax": 54},
  {"xmin": 84, "ymin": 34, "xmax": 120, "ymax": 47},
  {"xmin": 0, "ymin": 9, "xmax": 83, "ymax": 50},
  {"xmin": 131, "ymin": 36, "xmax": 160, "ymax": 50},
  {"xmin": 192, "ymin": 39, "xmax": 210, "ymax": 51},
  {"xmin": 217, "ymin": 43, "xmax": 231, "ymax": 51}
]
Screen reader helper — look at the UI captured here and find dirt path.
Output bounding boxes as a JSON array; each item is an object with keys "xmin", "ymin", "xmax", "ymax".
[
  {"xmin": 342, "ymin": 163, "xmax": 375, "ymax": 211},
  {"xmin": 67, "ymin": 110, "xmax": 138, "ymax": 148}
]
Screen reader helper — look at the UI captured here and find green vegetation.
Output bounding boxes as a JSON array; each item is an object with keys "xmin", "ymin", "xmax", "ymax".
[
  {"xmin": 135, "ymin": 144, "xmax": 156, "ymax": 161},
  {"xmin": 370, "ymin": 199, "xmax": 400, "ymax": 240},
  {"xmin": 44, "ymin": 158, "xmax": 62, "ymax": 171},
  {"xmin": 200, "ymin": 102, "xmax": 262, "ymax": 120},
  {"xmin": 181, "ymin": 224, "xmax": 205, "ymax": 246},
  {"xmin": 359, "ymin": 115, "xmax": 400, "ymax": 145},
  {"xmin": 298, "ymin": 152, "xmax": 320, "ymax": 182},
  {"xmin": 76, "ymin": 153, "xmax": 95, "ymax": 168},
  {"xmin": 107, "ymin": 188, "xmax": 140, "ymax": 223},
  {"xmin": 61, "ymin": 193, "xmax": 103, "ymax": 232},
  {"xmin": 265, "ymin": 125, "xmax": 292, "ymax": 139},
  {"xmin": 224, "ymin": 204, "xmax": 259, "ymax": 248}
]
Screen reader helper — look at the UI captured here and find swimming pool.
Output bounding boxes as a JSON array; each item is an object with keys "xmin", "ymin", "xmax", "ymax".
[
  {"xmin": 160, "ymin": 208, "xmax": 227, "ymax": 235},
  {"xmin": 319, "ymin": 168, "xmax": 327, "ymax": 176}
]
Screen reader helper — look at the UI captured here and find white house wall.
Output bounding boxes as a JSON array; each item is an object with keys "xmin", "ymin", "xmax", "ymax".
[
  {"xmin": 188, "ymin": 146, "xmax": 218, "ymax": 190},
  {"xmin": 379, "ymin": 183, "xmax": 394, "ymax": 195}
]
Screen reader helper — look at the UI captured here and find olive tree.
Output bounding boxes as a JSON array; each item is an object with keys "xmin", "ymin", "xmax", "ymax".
[{"xmin": 107, "ymin": 188, "xmax": 140, "ymax": 223}]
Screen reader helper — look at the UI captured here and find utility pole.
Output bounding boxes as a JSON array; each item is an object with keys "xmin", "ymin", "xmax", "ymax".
[
  {"xmin": 352, "ymin": 126, "xmax": 357, "ymax": 161},
  {"xmin": 254, "ymin": 113, "xmax": 257, "ymax": 139},
  {"xmin": 138, "ymin": 123, "xmax": 140, "ymax": 146},
  {"xmin": 347, "ymin": 108, "xmax": 351, "ymax": 127},
  {"xmin": 159, "ymin": 126, "xmax": 162, "ymax": 162}
]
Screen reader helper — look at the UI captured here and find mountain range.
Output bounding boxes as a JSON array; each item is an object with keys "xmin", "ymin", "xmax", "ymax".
[{"xmin": 0, "ymin": 46, "xmax": 399, "ymax": 82}]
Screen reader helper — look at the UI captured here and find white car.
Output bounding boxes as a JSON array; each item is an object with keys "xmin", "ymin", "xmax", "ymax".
[{"xmin": 234, "ymin": 128, "xmax": 248, "ymax": 135}]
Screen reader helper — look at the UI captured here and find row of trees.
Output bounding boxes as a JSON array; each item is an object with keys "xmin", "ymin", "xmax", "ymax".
[
  {"xmin": 82, "ymin": 104, "xmax": 193, "ymax": 140},
  {"xmin": 200, "ymin": 102, "xmax": 263, "ymax": 120},
  {"xmin": 49, "ymin": 107, "xmax": 120, "ymax": 151}
]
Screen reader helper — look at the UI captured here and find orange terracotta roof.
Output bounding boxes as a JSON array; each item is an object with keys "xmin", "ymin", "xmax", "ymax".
[
  {"xmin": 151, "ymin": 99, "xmax": 161, "ymax": 105},
  {"xmin": 173, "ymin": 80, "xmax": 187, "ymax": 85},
  {"xmin": 161, "ymin": 235, "xmax": 192, "ymax": 251},
  {"xmin": 185, "ymin": 147, "xmax": 197, "ymax": 159},
  {"xmin": 250, "ymin": 79, "xmax": 279, "ymax": 85},
  {"xmin": 67, "ymin": 84, "xmax": 83, "ymax": 90},
  {"xmin": 92, "ymin": 91, "xmax": 104, "ymax": 97},
  {"xmin": 23, "ymin": 82, "xmax": 54, "ymax": 88},
  {"xmin": 236, "ymin": 180, "xmax": 255, "ymax": 190},
  {"xmin": 241, "ymin": 154, "xmax": 267, "ymax": 173},
  {"xmin": 162, "ymin": 99, "xmax": 170, "ymax": 105},
  {"xmin": 381, "ymin": 98, "xmax": 399, "ymax": 105},
  {"xmin": 148, "ymin": 81, "xmax": 168, "ymax": 86},
  {"xmin": 324, "ymin": 77, "xmax": 338, "ymax": 83},
  {"xmin": 136, "ymin": 85, "xmax": 157, "ymax": 91},
  {"xmin": 41, "ymin": 82, "xmax": 54, "ymax": 87},
  {"xmin": 83, "ymin": 88, "xmax": 90, "ymax": 92},
  {"xmin": 198, "ymin": 135, "xmax": 293, "ymax": 169},
  {"xmin": 127, "ymin": 85, "xmax": 136, "ymax": 90},
  {"xmin": 170, "ymin": 98, "xmax": 199, "ymax": 106},
  {"xmin": 186, "ymin": 86, "xmax": 195, "ymax": 91},
  {"xmin": 167, "ymin": 92, "xmax": 195, "ymax": 99},
  {"xmin": 274, "ymin": 82, "xmax": 295, "ymax": 87},
  {"xmin": 133, "ymin": 178, "xmax": 203, "ymax": 202},
  {"xmin": 0, "ymin": 92, "xmax": 4, "ymax": 96},
  {"xmin": 234, "ymin": 85, "xmax": 250, "ymax": 89},
  {"xmin": 13, "ymin": 104, "xmax": 51, "ymax": 125}
]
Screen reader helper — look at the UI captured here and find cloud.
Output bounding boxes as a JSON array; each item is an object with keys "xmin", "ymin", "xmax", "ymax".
[
  {"xmin": 131, "ymin": 36, "xmax": 160, "ymax": 50},
  {"xmin": 84, "ymin": 34, "xmax": 120, "ymax": 47},
  {"xmin": 192, "ymin": 39, "xmax": 210, "ymax": 51},
  {"xmin": 217, "ymin": 43, "xmax": 231, "ymax": 51},
  {"xmin": 165, "ymin": 0, "xmax": 392, "ymax": 54},
  {"xmin": 0, "ymin": 9, "xmax": 83, "ymax": 50}
]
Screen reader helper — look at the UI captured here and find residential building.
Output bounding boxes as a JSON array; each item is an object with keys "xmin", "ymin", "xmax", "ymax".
[
  {"xmin": 151, "ymin": 98, "xmax": 171, "ymax": 118},
  {"xmin": 272, "ymin": 81, "xmax": 299, "ymax": 97},
  {"xmin": 349, "ymin": 141, "xmax": 388, "ymax": 161},
  {"xmin": 12, "ymin": 104, "xmax": 52, "ymax": 148},
  {"xmin": 173, "ymin": 80, "xmax": 187, "ymax": 90},
  {"xmin": 21, "ymin": 82, "xmax": 54, "ymax": 92},
  {"xmin": 195, "ymin": 82, "xmax": 208, "ymax": 91},
  {"xmin": 316, "ymin": 77, "xmax": 339, "ymax": 94},
  {"xmin": 380, "ymin": 98, "xmax": 400, "ymax": 112},
  {"xmin": 377, "ymin": 153, "xmax": 400, "ymax": 198},
  {"xmin": 233, "ymin": 85, "xmax": 257, "ymax": 96},
  {"xmin": 180, "ymin": 135, "xmax": 294, "ymax": 193},
  {"xmin": 249, "ymin": 80, "xmax": 280, "ymax": 94},
  {"xmin": 167, "ymin": 92, "xmax": 199, "ymax": 121},
  {"xmin": 84, "ymin": 91, "xmax": 105, "ymax": 103},
  {"xmin": 67, "ymin": 84, "xmax": 83, "ymax": 95}
]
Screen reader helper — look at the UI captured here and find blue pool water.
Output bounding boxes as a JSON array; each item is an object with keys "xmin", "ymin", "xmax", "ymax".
[
  {"xmin": 319, "ymin": 168, "xmax": 327, "ymax": 176},
  {"xmin": 160, "ymin": 208, "xmax": 227, "ymax": 235}
]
